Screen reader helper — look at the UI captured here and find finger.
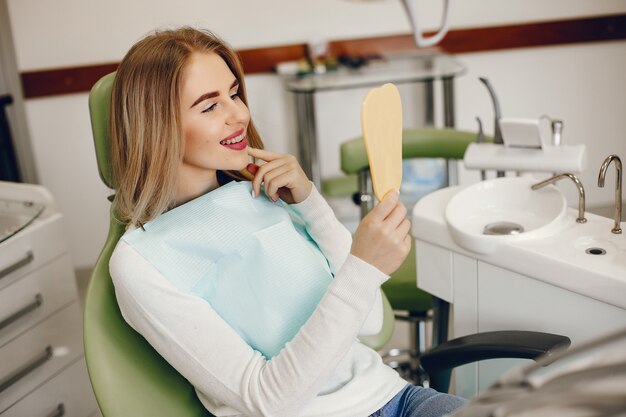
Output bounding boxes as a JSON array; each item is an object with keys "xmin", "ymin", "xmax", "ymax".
[
  {"xmin": 251, "ymin": 159, "xmax": 287, "ymax": 198},
  {"xmin": 396, "ymin": 218, "xmax": 411, "ymax": 237},
  {"xmin": 251, "ymin": 167, "xmax": 264, "ymax": 198},
  {"xmin": 247, "ymin": 147, "xmax": 283, "ymax": 162},
  {"xmin": 369, "ymin": 190, "xmax": 399, "ymax": 221},
  {"xmin": 403, "ymin": 234, "xmax": 412, "ymax": 250},
  {"xmin": 386, "ymin": 200, "xmax": 407, "ymax": 222},
  {"xmin": 382, "ymin": 202, "xmax": 407, "ymax": 230},
  {"xmin": 263, "ymin": 166, "xmax": 292, "ymax": 200}
]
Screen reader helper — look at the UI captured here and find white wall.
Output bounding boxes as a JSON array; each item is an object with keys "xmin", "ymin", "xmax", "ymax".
[
  {"xmin": 8, "ymin": 0, "xmax": 626, "ymax": 70},
  {"xmin": 455, "ymin": 40, "xmax": 626, "ymax": 206},
  {"xmin": 6, "ymin": 0, "xmax": 626, "ymax": 268}
]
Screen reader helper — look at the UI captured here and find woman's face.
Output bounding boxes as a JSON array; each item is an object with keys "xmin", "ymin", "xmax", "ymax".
[{"xmin": 178, "ymin": 51, "xmax": 250, "ymax": 188}]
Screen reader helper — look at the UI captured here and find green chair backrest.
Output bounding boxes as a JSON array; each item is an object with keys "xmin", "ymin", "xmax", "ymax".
[
  {"xmin": 340, "ymin": 128, "xmax": 485, "ymax": 175},
  {"xmin": 358, "ymin": 293, "xmax": 395, "ymax": 351},
  {"xmin": 83, "ymin": 72, "xmax": 213, "ymax": 417},
  {"xmin": 83, "ymin": 73, "xmax": 395, "ymax": 416},
  {"xmin": 89, "ymin": 72, "xmax": 115, "ymax": 189}
]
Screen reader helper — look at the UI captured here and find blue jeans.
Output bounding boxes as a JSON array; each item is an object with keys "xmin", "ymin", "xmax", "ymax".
[{"xmin": 368, "ymin": 384, "xmax": 468, "ymax": 417}]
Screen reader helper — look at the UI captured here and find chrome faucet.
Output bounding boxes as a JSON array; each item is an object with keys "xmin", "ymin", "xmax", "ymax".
[
  {"xmin": 598, "ymin": 154, "xmax": 622, "ymax": 234},
  {"xmin": 531, "ymin": 173, "xmax": 587, "ymax": 223}
]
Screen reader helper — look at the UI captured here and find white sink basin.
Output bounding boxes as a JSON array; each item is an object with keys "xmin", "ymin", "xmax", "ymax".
[{"xmin": 445, "ymin": 177, "xmax": 568, "ymax": 253}]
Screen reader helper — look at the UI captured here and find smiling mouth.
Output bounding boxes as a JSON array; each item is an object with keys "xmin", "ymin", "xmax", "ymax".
[
  {"xmin": 220, "ymin": 130, "xmax": 248, "ymax": 151},
  {"xmin": 220, "ymin": 130, "xmax": 245, "ymax": 145}
]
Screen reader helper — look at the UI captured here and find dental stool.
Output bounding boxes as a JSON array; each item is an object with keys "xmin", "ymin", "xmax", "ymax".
[{"xmin": 340, "ymin": 128, "xmax": 477, "ymax": 384}]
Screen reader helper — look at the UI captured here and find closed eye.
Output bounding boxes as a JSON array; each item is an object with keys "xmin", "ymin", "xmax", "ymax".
[
  {"xmin": 230, "ymin": 84, "xmax": 241, "ymax": 100},
  {"xmin": 200, "ymin": 81, "xmax": 240, "ymax": 114},
  {"xmin": 201, "ymin": 103, "xmax": 217, "ymax": 113}
]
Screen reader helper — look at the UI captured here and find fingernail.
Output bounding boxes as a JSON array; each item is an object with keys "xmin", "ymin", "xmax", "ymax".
[{"xmin": 251, "ymin": 189, "xmax": 256, "ymax": 198}]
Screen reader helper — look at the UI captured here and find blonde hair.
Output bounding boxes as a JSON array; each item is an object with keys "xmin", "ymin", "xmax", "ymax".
[{"xmin": 110, "ymin": 27, "xmax": 263, "ymax": 228}]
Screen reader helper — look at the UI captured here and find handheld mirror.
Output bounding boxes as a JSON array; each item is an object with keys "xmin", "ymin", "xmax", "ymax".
[{"xmin": 361, "ymin": 83, "xmax": 403, "ymax": 201}]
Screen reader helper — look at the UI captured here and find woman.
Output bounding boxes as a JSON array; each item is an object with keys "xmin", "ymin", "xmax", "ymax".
[{"xmin": 109, "ymin": 27, "xmax": 466, "ymax": 417}]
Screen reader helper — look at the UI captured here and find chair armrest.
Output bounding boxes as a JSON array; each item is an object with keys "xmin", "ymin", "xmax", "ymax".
[{"xmin": 421, "ymin": 331, "xmax": 570, "ymax": 392}]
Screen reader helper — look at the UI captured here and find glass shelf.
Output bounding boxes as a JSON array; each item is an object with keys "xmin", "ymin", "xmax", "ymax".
[
  {"xmin": 0, "ymin": 198, "xmax": 45, "ymax": 244},
  {"xmin": 284, "ymin": 51, "xmax": 465, "ymax": 93}
]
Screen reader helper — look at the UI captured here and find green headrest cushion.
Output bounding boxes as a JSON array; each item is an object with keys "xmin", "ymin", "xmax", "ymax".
[
  {"xmin": 340, "ymin": 128, "xmax": 488, "ymax": 175},
  {"xmin": 89, "ymin": 72, "xmax": 116, "ymax": 189}
]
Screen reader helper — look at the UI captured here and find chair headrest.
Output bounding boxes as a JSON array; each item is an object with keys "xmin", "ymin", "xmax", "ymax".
[{"xmin": 89, "ymin": 72, "xmax": 116, "ymax": 189}]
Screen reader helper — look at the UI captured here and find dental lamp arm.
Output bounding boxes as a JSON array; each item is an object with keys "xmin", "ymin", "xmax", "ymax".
[{"xmin": 400, "ymin": 0, "xmax": 451, "ymax": 48}]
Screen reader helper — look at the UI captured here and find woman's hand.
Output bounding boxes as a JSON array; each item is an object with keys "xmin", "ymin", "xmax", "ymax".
[
  {"xmin": 351, "ymin": 190, "xmax": 411, "ymax": 276},
  {"xmin": 247, "ymin": 148, "xmax": 313, "ymax": 204}
]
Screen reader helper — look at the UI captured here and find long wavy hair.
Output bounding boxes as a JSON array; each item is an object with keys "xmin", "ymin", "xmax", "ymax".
[{"xmin": 110, "ymin": 27, "xmax": 264, "ymax": 228}]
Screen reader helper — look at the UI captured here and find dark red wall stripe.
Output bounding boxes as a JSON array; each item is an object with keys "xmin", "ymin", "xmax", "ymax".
[{"xmin": 20, "ymin": 14, "xmax": 626, "ymax": 99}]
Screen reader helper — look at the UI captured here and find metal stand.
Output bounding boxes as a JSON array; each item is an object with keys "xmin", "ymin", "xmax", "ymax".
[
  {"xmin": 293, "ymin": 92, "xmax": 320, "ymax": 190},
  {"xmin": 285, "ymin": 52, "xmax": 464, "ymax": 191}
]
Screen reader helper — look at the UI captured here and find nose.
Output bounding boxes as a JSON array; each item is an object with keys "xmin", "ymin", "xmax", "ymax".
[{"xmin": 225, "ymin": 98, "xmax": 249, "ymax": 126}]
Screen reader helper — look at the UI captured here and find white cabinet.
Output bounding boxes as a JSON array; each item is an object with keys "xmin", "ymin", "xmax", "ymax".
[
  {"xmin": 0, "ymin": 184, "xmax": 97, "ymax": 417},
  {"xmin": 2, "ymin": 360, "xmax": 96, "ymax": 417},
  {"xmin": 415, "ymin": 239, "xmax": 626, "ymax": 399},
  {"xmin": 412, "ymin": 182, "xmax": 626, "ymax": 399}
]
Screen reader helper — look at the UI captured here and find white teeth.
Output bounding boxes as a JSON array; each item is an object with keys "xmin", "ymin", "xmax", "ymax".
[{"xmin": 221, "ymin": 133, "xmax": 244, "ymax": 145}]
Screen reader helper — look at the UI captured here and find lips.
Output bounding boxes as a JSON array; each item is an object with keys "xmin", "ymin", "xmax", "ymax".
[
  {"xmin": 220, "ymin": 129, "xmax": 245, "ymax": 143},
  {"xmin": 219, "ymin": 128, "xmax": 247, "ymax": 151},
  {"xmin": 221, "ymin": 136, "xmax": 248, "ymax": 151}
]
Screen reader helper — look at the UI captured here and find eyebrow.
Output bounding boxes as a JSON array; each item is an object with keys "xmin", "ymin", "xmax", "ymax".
[{"xmin": 190, "ymin": 79, "xmax": 239, "ymax": 108}]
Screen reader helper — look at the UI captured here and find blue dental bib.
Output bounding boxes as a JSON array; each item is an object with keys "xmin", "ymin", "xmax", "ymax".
[{"xmin": 123, "ymin": 181, "xmax": 333, "ymax": 358}]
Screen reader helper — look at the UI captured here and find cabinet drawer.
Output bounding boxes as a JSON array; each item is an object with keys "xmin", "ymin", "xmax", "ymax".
[
  {"xmin": 0, "ymin": 255, "xmax": 78, "ymax": 347},
  {"xmin": 1, "ymin": 358, "xmax": 97, "ymax": 417},
  {"xmin": 0, "ymin": 214, "xmax": 68, "ymax": 290},
  {"xmin": 0, "ymin": 302, "xmax": 83, "ymax": 412}
]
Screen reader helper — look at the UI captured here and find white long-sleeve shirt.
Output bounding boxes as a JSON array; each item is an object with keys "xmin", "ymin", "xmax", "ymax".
[{"xmin": 110, "ymin": 185, "xmax": 406, "ymax": 417}]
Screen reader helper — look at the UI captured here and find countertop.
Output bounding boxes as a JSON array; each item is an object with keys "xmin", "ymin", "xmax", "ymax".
[{"xmin": 412, "ymin": 186, "xmax": 626, "ymax": 310}]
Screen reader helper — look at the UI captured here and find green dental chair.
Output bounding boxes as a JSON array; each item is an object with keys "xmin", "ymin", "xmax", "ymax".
[
  {"xmin": 83, "ymin": 72, "xmax": 211, "ymax": 417},
  {"xmin": 83, "ymin": 72, "xmax": 570, "ymax": 416}
]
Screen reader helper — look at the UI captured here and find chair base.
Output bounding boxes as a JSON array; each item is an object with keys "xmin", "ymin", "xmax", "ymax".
[
  {"xmin": 382, "ymin": 348, "xmax": 428, "ymax": 385},
  {"xmin": 381, "ymin": 311, "xmax": 431, "ymax": 385}
]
